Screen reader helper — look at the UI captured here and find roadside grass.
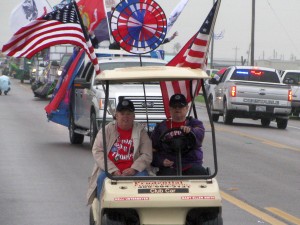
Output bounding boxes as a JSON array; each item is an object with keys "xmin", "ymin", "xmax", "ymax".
[{"xmin": 195, "ymin": 95, "xmax": 205, "ymax": 103}]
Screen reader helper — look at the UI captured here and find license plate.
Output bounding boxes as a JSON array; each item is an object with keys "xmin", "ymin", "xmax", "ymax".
[{"xmin": 256, "ymin": 106, "xmax": 266, "ymax": 112}]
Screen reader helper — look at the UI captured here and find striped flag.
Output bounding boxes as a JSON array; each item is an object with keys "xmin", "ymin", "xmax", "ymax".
[
  {"xmin": 161, "ymin": 0, "xmax": 220, "ymax": 118},
  {"xmin": 2, "ymin": 2, "xmax": 100, "ymax": 74}
]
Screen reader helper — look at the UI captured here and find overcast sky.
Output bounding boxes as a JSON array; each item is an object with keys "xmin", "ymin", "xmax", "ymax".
[{"xmin": 1, "ymin": 0, "xmax": 300, "ymax": 62}]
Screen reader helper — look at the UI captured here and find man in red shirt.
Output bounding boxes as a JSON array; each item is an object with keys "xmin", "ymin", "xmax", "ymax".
[{"xmin": 86, "ymin": 99, "xmax": 152, "ymax": 203}]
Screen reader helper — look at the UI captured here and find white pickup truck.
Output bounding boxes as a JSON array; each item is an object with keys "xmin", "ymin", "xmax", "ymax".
[
  {"xmin": 69, "ymin": 49, "xmax": 167, "ymax": 147},
  {"xmin": 281, "ymin": 70, "xmax": 300, "ymax": 116},
  {"xmin": 208, "ymin": 66, "xmax": 292, "ymax": 129}
]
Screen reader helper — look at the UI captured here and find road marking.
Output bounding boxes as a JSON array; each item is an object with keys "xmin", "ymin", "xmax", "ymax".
[
  {"xmin": 217, "ymin": 127, "xmax": 300, "ymax": 152},
  {"xmin": 221, "ymin": 191, "xmax": 287, "ymax": 225},
  {"xmin": 265, "ymin": 207, "xmax": 300, "ymax": 225}
]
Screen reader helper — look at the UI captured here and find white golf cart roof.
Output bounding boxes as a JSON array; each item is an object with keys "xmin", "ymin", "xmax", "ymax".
[{"xmin": 95, "ymin": 66, "xmax": 210, "ymax": 82}]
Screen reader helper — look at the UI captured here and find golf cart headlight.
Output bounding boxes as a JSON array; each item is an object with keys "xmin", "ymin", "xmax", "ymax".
[
  {"xmin": 57, "ymin": 70, "xmax": 62, "ymax": 76},
  {"xmin": 99, "ymin": 98, "xmax": 116, "ymax": 114}
]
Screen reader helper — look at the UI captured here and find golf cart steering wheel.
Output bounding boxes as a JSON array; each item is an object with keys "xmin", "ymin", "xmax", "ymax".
[{"xmin": 160, "ymin": 127, "xmax": 196, "ymax": 155}]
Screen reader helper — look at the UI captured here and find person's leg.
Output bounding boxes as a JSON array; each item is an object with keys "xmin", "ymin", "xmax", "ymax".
[
  {"xmin": 183, "ymin": 164, "xmax": 207, "ymax": 175},
  {"xmin": 156, "ymin": 167, "xmax": 177, "ymax": 176},
  {"xmin": 135, "ymin": 170, "xmax": 149, "ymax": 176},
  {"xmin": 96, "ymin": 172, "xmax": 107, "ymax": 198}
]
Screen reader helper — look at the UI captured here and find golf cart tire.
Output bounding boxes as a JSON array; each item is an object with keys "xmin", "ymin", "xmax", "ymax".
[
  {"xmin": 101, "ymin": 212, "xmax": 126, "ymax": 225},
  {"xmin": 201, "ymin": 212, "xmax": 223, "ymax": 225},
  {"xmin": 89, "ymin": 207, "xmax": 96, "ymax": 225},
  {"xmin": 69, "ymin": 113, "xmax": 84, "ymax": 144},
  {"xmin": 187, "ymin": 208, "xmax": 223, "ymax": 225}
]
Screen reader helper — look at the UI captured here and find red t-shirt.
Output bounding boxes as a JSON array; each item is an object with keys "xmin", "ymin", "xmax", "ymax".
[
  {"xmin": 166, "ymin": 120, "xmax": 186, "ymax": 129},
  {"xmin": 108, "ymin": 127, "xmax": 134, "ymax": 172}
]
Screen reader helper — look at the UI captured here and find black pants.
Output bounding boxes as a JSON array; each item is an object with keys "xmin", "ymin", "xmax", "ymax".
[{"xmin": 157, "ymin": 164, "xmax": 207, "ymax": 176}]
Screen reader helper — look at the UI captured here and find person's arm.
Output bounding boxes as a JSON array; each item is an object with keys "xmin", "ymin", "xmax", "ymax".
[
  {"xmin": 89, "ymin": 31, "xmax": 99, "ymax": 48},
  {"xmin": 162, "ymin": 31, "xmax": 178, "ymax": 44},
  {"xmin": 150, "ymin": 123, "xmax": 166, "ymax": 167},
  {"xmin": 188, "ymin": 118, "xmax": 205, "ymax": 147},
  {"xmin": 131, "ymin": 128, "xmax": 153, "ymax": 172}
]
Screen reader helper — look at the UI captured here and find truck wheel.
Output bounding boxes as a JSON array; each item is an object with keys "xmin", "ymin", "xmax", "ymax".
[
  {"xmin": 90, "ymin": 113, "xmax": 98, "ymax": 149},
  {"xmin": 69, "ymin": 113, "xmax": 84, "ymax": 144},
  {"xmin": 223, "ymin": 101, "xmax": 233, "ymax": 124},
  {"xmin": 276, "ymin": 118, "xmax": 288, "ymax": 129},
  {"xmin": 261, "ymin": 118, "xmax": 271, "ymax": 127},
  {"xmin": 209, "ymin": 97, "xmax": 219, "ymax": 122}
]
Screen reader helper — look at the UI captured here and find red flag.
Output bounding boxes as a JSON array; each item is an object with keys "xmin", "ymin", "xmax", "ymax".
[
  {"xmin": 161, "ymin": 0, "xmax": 220, "ymax": 118},
  {"xmin": 2, "ymin": 2, "xmax": 100, "ymax": 75},
  {"xmin": 77, "ymin": 0, "xmax": 106, "ymax": 31}
]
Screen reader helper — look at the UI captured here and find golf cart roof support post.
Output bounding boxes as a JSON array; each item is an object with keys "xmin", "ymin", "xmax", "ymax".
[
  {"xmin": 142, "ymin": 82, "xmax": 151, "ymax": 135},
  {"xmin": 201, "ymin": 81, "xmax": 218, "ymax": 177},
  {"xmin": 102, "ymin": 80, "xmax": 114, "ymax": 180}
]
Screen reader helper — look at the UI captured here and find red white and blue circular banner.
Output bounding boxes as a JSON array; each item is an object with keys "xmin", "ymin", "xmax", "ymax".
[{"xmin": 110, "ymin": 0, "xmax": 167, "ymax": 54}]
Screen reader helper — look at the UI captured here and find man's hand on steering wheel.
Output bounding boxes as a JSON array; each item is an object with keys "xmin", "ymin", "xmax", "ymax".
[{"xmin": 180, "ymin": 126, "xmax": 191, "ymax": 133}]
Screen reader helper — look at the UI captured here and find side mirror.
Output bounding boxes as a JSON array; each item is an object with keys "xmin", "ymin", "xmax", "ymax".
[{"xmin": 209, "ymin": 78, "xmax": 219, "ymax": 84}]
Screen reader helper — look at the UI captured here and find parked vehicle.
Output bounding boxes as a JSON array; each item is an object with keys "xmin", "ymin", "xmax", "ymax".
[
  {"xmin": 208, "ymin": 66, "xmax": 292, "ymax": 129},
  {"xmin": 281, "ymin": 70, "xmax": 300, "ymax": 116},
  {"xmin": 69, "ymin": 49, "xmax": 167, "ymax": 147}
]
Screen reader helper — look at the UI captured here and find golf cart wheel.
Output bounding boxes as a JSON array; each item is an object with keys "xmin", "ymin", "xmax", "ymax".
[
  {"xmin": 102, "ymin": 212, "xmax": 126, "ymax": 225},
  {"xmin": 187, "ymin": 209, "xmax": 223, "ymax": 225},
  {"xmin": 223, "ymin": 100, "xmax": 233, "ymax": 124},
  {"xmin": 90, "ymin": 112, "xmax": 98, "ymax": 149},
  {"xmin": 201, "ymin": 213, "xmax": 223, "ymax": 225},
  {"xmin": 261, "ymin": 118, "xmax": 271, "ymax": 127},
  {"xmin": 89, "ymin": 206, "xmax": 96, "ymax": 225},
  {"xmin": 276, "ymin": 118, "xmax": 288, "ymax": 129},
  {"xmin": 69, "ymin": 113, "xmax": 84, "ymax": 144}
]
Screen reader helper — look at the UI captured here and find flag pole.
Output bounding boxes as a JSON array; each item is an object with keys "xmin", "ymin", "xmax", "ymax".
[
  {"xmin": 72, "ymin": 0, "xmax": 90, "ymax": 42},
  {"xmin": 206, "ymin": 0, "xmax": 221, "ymax": 64},
  {"xmin": 45, "ymin": 0, "xmax": 54, "ymax": 10}
]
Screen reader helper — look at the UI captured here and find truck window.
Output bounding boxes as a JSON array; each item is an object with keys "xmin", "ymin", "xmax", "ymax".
[
  {"xmin": 282, "ymin": 72, "xmax": 300, "ymax": 84},
  {"xmin": 231, "ymin": 69, "xmax": 280, "ymax": 83}
]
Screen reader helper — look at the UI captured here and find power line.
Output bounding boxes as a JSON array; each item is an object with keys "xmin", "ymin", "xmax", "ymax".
[{"xmin": 265, "ymin": 0, "xmax": 300, "ymax": 56}]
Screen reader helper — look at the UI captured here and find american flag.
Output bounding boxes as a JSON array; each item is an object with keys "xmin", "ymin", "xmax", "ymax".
[
  {"xmin": 2, "ymin": 2, "xmax": 100, "ymax": 74},
  {"xmin": 160, "ymin": 0, "xmax": 220, "ymax": 118}
]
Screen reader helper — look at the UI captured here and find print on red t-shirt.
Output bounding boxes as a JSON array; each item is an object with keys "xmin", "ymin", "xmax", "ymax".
[{"xmin": 108, "ymin": 127, "xmax": 134, "ymax": 172}]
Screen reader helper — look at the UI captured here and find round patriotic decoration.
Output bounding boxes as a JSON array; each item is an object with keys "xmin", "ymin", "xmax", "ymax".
[{"xmin": 110, "ymin": 0, "xmax": 167, "ymax": 54}]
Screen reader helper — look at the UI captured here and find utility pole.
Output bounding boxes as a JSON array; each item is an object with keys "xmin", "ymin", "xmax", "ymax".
[
  {"xmin": 250, "ymin": 0, "xmax": 255, "ymax": 66},
  {"xmin": 233, "ymin": 46, "xmax": 239, "ymax": 65}
]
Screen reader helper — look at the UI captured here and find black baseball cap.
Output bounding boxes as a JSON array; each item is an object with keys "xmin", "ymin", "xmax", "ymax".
[
  {"xmin": 116, "ymin": 99, "xmax": 135, "ymax": 112},
  {"xmin": 169, "ymin": 94, "xmax": 188, "ymax": 107}
]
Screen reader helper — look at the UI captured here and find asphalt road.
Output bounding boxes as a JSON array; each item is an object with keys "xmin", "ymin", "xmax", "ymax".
[{"xmin": 0, "ymin": 78, "xmax": 299, "ymax": 225}]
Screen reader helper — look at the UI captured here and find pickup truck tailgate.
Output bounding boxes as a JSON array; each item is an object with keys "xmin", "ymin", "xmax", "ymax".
[{"xmin": 233, "ymin": 81, "xmax": 291, "ymax": 106}]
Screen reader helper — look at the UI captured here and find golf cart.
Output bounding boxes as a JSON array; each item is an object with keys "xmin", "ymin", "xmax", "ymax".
[{"xmin": 89, "ymin": 66, "xmax": 223, "ymax": 225}]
